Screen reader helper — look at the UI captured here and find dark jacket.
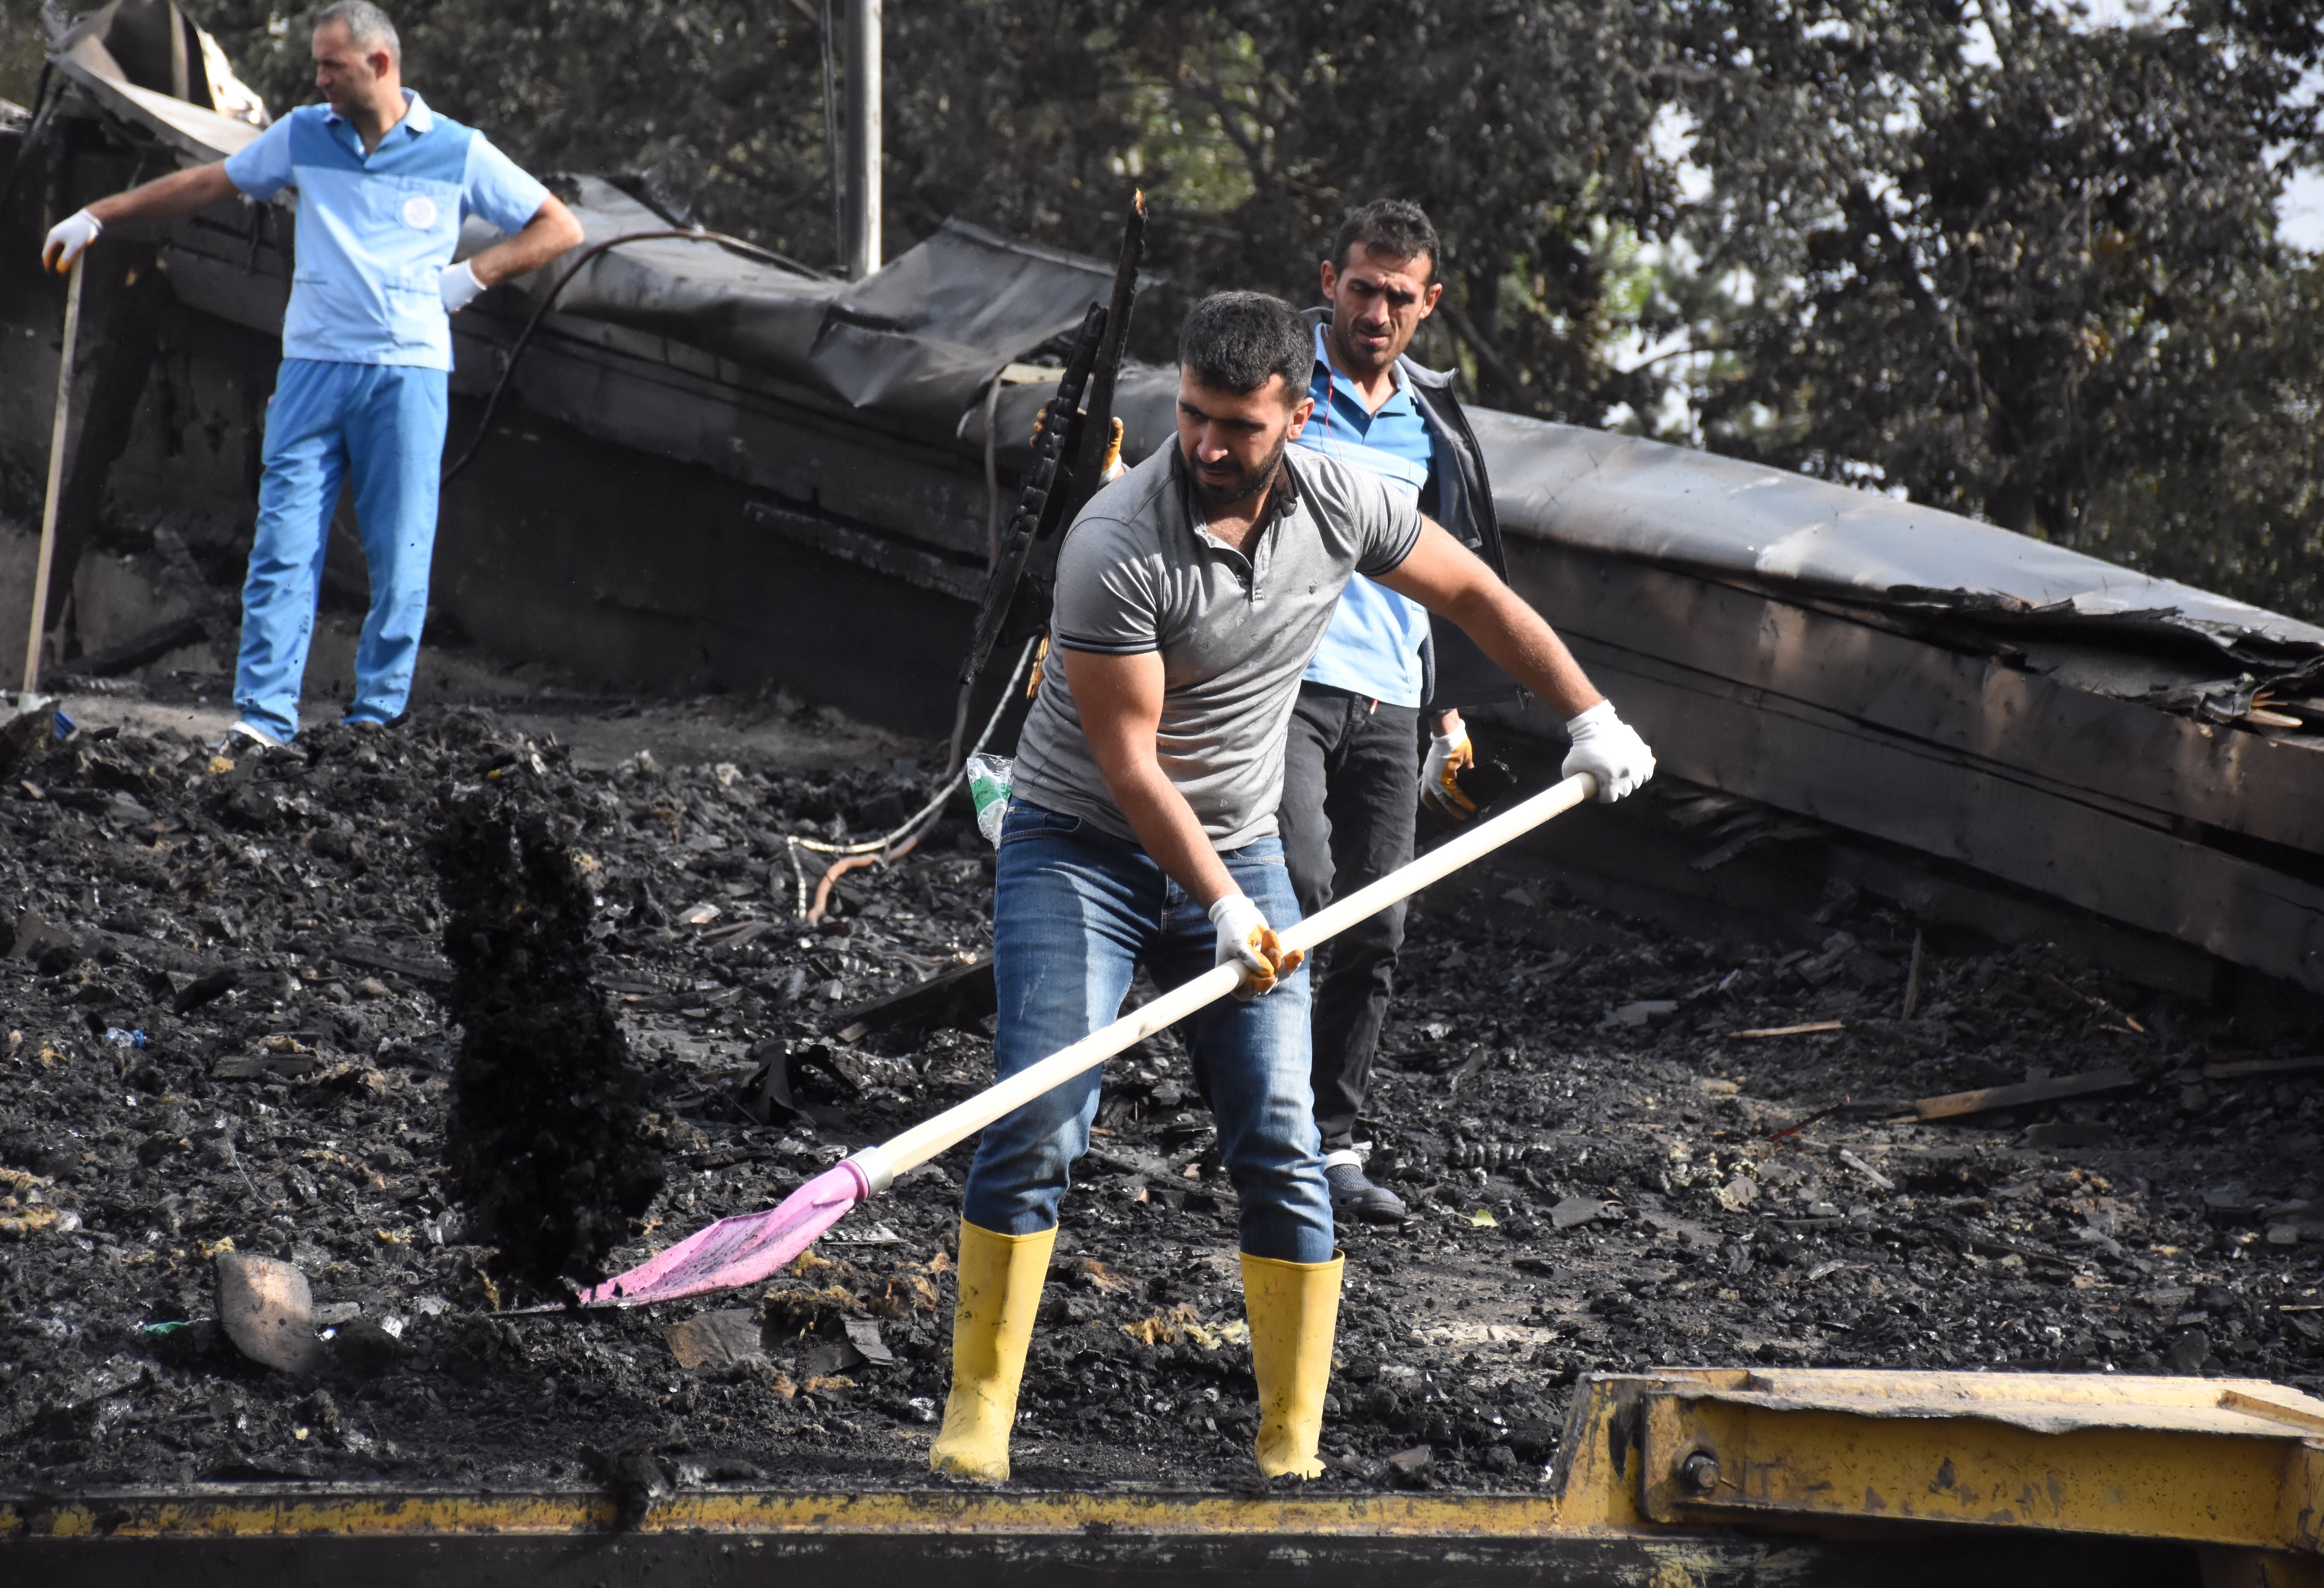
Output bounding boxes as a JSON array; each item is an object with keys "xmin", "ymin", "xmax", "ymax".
[{"xmin": 1303, "ymin": 307, "xmax": 1520, "ymax": 711}]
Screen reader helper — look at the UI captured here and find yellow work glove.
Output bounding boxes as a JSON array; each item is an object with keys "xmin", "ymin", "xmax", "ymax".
[
  {"xmin": 1028, "ymin": 413, "xmax": 1125, "ymax": 484},
  {"xmin": 1209, "ymin": 893, "xmax": 1303, "ymax": 1001},
  {"xmin": 1098, "ymin": 417, "xmax": 1126, "ymax": 484},
  {"xmin": 1419, "ymin": 729, "xmax": 1476, "ymax": 820}
]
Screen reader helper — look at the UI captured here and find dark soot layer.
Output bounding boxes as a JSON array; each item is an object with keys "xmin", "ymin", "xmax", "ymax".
[{"xmin": 434, "ymin": 780, "xmax": 664, "ymax": 1292}]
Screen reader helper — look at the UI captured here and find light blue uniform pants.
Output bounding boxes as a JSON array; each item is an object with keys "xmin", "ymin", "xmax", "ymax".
[{"xmin": 235, "ymin": 358, "xmax": 448, "ymax": 742}]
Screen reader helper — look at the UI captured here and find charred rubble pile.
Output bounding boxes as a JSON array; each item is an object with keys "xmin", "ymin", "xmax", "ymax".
[
  {"xmin": 0, "ymin": 700, "xmax": 2319, "ymax": 1496},
  {"xmin": 432, "ymin": 780, "xmax": 667, "ymax": 1293}
]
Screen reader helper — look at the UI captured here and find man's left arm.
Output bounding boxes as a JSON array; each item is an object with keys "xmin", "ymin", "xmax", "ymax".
[
  {"xmin": 438, "ymin": 195, "xmax": 582, "ymax": 313},
  {"xmin": 468, "ymin": 196, "xmax": 583, "ymax": 287},
  {"xmin": 441, "ymin": 138, "xmax": 584, "ymax": 312},
  {"xmin": 1377, "ymin": 521, "xmax": 1656, "ymax": 801}
]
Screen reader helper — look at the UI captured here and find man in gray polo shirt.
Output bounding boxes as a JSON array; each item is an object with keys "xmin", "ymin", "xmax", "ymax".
[{"xmin": 931, "ymin": 293, "xmax": 1653, "ymax": 1486}]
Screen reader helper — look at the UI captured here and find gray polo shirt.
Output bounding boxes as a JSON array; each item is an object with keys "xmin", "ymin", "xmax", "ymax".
[{"xmin": 1013, "ymin": 443, "xmax": 1425, "ymax": 849}]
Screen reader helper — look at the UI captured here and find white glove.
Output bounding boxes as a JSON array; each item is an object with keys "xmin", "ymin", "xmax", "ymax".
[
  {"xmin": 439, "ymin": 259, "xmax": 485, "ymax": 313},
  {"xmin": 42, "ymin": 209, "xmax": 101, "ymax": 273},
  {"xmin": 1209, "ymin": 892, "xmax": 1302, "ymax": 1001},
  {"xmin": 1562, "ymin": 700, "xmax": 1655, "ymax": 802},
  {"xmin": 1419, "ymin": 729, "xmax": 1476, "ymax": 820}
]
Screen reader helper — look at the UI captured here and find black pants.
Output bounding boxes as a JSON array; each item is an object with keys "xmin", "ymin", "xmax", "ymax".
[{"xmin": 1277, "ymin": 682, "xmax": 1419, "ymax": 1154}]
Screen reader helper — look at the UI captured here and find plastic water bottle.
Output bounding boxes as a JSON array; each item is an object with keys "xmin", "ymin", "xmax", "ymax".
[{"xmin": 965, "ymin": 754, "xmax": 1012, "ymax": 847}]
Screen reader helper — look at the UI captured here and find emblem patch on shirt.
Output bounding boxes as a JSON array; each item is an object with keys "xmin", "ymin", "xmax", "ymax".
[{"xmin": 401, "ymin": 194, "xmax": 439, "ymax": 229}]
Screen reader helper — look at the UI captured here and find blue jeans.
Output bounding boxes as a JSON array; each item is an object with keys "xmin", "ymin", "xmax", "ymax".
[
  {"xmin": 962, "ymin": 803, "xmax": 1335, "ymax": 1263},
  {"xmin": 236, "ymin": 358, "xmax": 448, "ymax": 742}
]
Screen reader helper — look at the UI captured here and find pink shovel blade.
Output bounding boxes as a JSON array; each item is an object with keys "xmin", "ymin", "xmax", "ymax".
[{"xmin": 567, "ymin": 1159, "xmax": 871, "ymax": 1308}]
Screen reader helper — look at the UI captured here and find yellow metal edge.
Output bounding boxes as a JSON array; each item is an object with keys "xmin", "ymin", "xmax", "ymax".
[
  {"xmin": 0, "ymin": 1378, "xmax": 1652, "ymax": 1543},
  {"xmin": 1640, "ymin": 1393, "xmax": 2324, "ymax": 1555},
  {"xmin": 2, "ymin": 1487, "xmax": 1619, "ymax": 1542},
  {"xmin": 1669, "ymin": 1368, "xmax": 2324, "ymax": 1441},
  {"xmin": 42, "ymin": 1368, "xmax": 2322, "ymax": 1551}
]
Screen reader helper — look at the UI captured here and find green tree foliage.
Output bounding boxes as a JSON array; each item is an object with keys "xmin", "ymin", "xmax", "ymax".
[
  {"xmin": 1138, "ymin": 1, "xmax": 1679, "ymax": 418},
  {"xmin": 175, "ymin": 0, "xmax": 2324, "ymax": 616},
  {"xmin": 194, "ymin": 0, "xmax": 1678, "ymax": 398},
  {"xmin": 1665, "ymin": 1, "xmax": 2324, "ymax": 615},
  {"xmin": 1, "ymin": 0, "xmax": 50, "ymax": 107}
]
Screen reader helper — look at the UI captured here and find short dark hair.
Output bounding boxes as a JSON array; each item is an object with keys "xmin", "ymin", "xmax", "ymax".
[
  {"xmin": 316, "ymin": 1, "xmax": 401, "ymax": 66},
  {"xmin": 1334, "ymin": 199, "xmax": 1439, "ymax": 283},
  {"xmin": 1178, "ymin": 291, "xmax": 1310, "ymax": 402}
]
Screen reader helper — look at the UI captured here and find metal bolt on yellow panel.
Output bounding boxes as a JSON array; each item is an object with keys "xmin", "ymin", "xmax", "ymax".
[{"xmin": 1629, "ymin": 1367, "xmax": 2324, "ymax": 1558}]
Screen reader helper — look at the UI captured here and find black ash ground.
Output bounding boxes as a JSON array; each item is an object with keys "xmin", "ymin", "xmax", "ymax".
[{"xmin": 0, "ymin": 693, "xmax": 2319, "ymax": 1497}]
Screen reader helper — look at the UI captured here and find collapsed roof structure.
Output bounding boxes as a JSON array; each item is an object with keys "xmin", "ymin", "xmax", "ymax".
[{"xmin": 4, "ymin": 0, "xmax": 2320, "ymax": 1006}]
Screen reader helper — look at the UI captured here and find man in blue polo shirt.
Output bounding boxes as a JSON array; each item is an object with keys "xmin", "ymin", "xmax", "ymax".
[
  {"xmin": 1281, "ymin": 201, "xmax": 1537, "ymax": 1225},
  {"xmin": 42, "ymin": 0, "xmax": 580, "ymax": 747}
]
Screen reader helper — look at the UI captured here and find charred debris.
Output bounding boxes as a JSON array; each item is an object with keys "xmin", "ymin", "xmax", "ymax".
[
  {"xmin": 433, "ymin": 775, "xmax": 665, "ymax": 1294},
  {"xmin": 0, "ymin": 0, "xmax": 2316, "ymax": 1527},
  {"xmin": 0, "ymin": 695, "xmax": 2319, "ymax": 1497}
]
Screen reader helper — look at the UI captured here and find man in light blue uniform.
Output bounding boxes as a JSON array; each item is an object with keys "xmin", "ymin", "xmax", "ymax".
[{"xmin": 42, "ymin": 1, "xmax": 581, "ymax": 746}]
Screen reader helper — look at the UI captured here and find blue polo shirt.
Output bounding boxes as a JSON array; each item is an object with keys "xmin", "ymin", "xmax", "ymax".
[
  {"xmin": 223, "ymin": 91, "xmax": 551, "ymax": 371},
  {"xmin": 1291, "ymin": 323, "xmax": 1436, "ymax": 706}
]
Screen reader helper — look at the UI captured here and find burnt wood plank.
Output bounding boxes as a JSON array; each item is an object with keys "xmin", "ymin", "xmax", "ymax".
[
  {"xmin": 1914, "ymin": 1070, "xmax": 2138, "ymax": 1120},
  {"xmin": 824, "ymin": 954, "xmax": 996, "ymax": 1041},
  {"xmin": 1475, "ymin": 632, "xmax": 2324, "ymax": 990}
]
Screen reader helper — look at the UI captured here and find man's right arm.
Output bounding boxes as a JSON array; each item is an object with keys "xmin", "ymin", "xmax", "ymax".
[
  {"xmin": 1058, "ymin": 647, "xmax": 1237, "ymax": 908},
  {"xmin": 88, "ymin": 162, "xmax": 240, "ymax": 227},
  {"xmin": 1060, "ymin": 646, "xmax": 1299, "ymax": 995},
  {"xmin": 42, "ymin": 164, "xmax": 240, "ymax": 270}
]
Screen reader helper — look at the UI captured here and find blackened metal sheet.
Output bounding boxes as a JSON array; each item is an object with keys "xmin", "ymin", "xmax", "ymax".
[
  {"xmin": 997, "ymin": 373, "xmax": 2324, "ymax": 671},
  {"xmin": 1465, "ymin": 407, "xmax": 2324, "ymax": 658},
  {"xmin": 812, "ymin": 221, "xmax": 1127, "ymax": 428},
  {"xmin": 492, "ymin": 179, "xmax": 839, "ymax": 376},
  {"xmin": 48, "ymin": 17, "xmax": 266, "ymax": 164},
  {"xmin": 504, "ymin": 180, "xmax": 1121, "ymax": 435}
]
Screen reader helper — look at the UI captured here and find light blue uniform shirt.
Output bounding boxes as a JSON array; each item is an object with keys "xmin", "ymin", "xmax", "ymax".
[
  {"xmin": 1291, "ymin": 322, "xmax": 1436, "ymax": 706},
  {"xmin": 224, "ymin": 92, "xmax": 551, "ymax": 371}
]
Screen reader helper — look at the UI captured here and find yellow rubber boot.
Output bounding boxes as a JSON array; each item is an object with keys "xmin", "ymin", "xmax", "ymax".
[
  {"xmin": 1241, "ymin": 1250, "xmax": 1344, "ymax": 1479},
  {"xmin": 929, "ymin": 1219, "xmax": 1056, "ymax": 1481}
]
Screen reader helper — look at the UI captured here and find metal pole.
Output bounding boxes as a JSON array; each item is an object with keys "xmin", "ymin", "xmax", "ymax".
[
  {"xmin": 843, "ymin": 0, "xmax": 881, "ymax": 280},
  {"xmin": 23, "ymin": 254, "xmax": 84, "ymax": 694}
]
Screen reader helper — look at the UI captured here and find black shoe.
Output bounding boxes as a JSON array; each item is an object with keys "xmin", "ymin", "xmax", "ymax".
[{"xmin": 1325, "ymin": 1162, "xmax": 1408, "ymax": 1225}]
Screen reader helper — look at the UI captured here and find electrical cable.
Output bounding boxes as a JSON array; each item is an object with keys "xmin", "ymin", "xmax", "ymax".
[
  {"xmin": 441, "ymin": 226, "xmax": 831, "ymax": 485},
  {"xmin": 783, "ymin": 632, "xmax": 1037, "ymax": 921},
  {"xmin": 787, "ymin": 631, "xmax": 1036, "ymax": 860}
]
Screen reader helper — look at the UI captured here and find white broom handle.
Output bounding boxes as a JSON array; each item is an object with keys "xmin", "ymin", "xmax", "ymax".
[
  {"xmin": 861, "ymin": 772, "xmax": 1596, "ymax": 1186},
  {"xmin": 24, "ymin": 255, "xmax": 84, "ymax": 694}
]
